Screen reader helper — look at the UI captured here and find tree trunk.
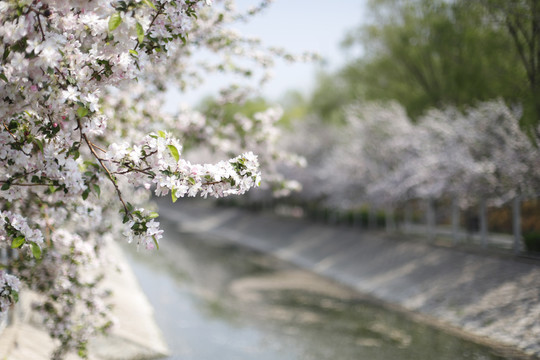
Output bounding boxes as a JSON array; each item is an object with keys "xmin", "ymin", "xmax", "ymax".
[
  {"xmin": 403, "ymin": 202, "xmax": 412, "ymax": 231},
  {"xmin": 385, "ymin": 206, "xmax": 396, "ymax": 233},
  {"xmin": 451, "ymin": 197, "xmax": 460, "ymax": 245},
  {"xmin": 479, "ymin": 198, "xmax": 488, "ymax": 248},
  {"xmin": 426, "ymin": 198, "xmax": 436, "ymax": 241},
  {"xmin": 368, "ymin": 206, "xmax": 376, "ymax": 230}
]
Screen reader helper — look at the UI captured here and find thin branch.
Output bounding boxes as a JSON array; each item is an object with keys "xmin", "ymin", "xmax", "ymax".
[
  {"xmin": 2, "ymin": 121, "xmax": 17, "ymax": 141},
  {"xmin": 0, "ymin": 182, "xmax": 55, "ymax": 187},
  {"xmin": 134, "ymin": 3, "xmax": 165, "ymax": 51},
  {"xmin": 507, "ymin": 18, "xmax": 535, "ymax": 84},
  {"xmin": 54, "ymin": 67, "xmax": 68, "ymax": 83},
  {"xmin": 33, "ymin": 10, "xmax": 46, "ymax": 42},
  {"xmin": 114, "ymin": 164, "xmax": 154, "ymax": 176},
  {"xmin": 78, "ymin": 119, "xmax": 131, "ymax": 217},
  {"xmin": 89, "ymin": 141, "xmax": 106, "ymax": 153}
]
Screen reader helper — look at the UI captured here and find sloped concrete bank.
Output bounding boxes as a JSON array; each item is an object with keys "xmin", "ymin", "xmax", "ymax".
[
  {"xmin": 159, "ymin": 199, "xmax": 540, "ymax": 359},
  {"xmin": 0, "ymin": 241, "xmax": 169, "ymax": 360}
]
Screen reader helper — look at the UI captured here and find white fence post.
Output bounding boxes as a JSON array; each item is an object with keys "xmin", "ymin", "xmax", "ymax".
[{"xmin": 512, "ymin": 196, "xmax": 522, "ymax": 254}]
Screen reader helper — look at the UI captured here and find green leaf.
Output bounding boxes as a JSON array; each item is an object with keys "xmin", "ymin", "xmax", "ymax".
[
  {"xmin": 1, "ymin": 182, "xmax": 10, "ymax": 191},
  {"xmin": 136, "ymin": 22, "xmax": 145, "ymax": 43},
  {"xmin": 171, "ymin": 189, "xmax": 178, "ymax": 203},
  {"xmin": 167, "ymin": 145, "xmax": 180, "ymax": 162},
  {"xmin": 157, "ymin": 130, "xmax": 166, "ymax": 138},
  {"xmin": 82, "ymin": 189, "xmax": 90, "ymax": 200},
  {"xmin": 0, "ymin": 72, "xmax": 7, "ymax": 82},
  {"xmin": 11, "ymin": 290, "xmax": 19, "ymax": 303},
  {"xmin": 84, "ymin": 161, "xmax": 100, "ymax": 169},
  {"xmin": 92, "ymin": 184, "xmax": 101, "ymax": 197},
  {"xmin": 11, "ymin": 236, "xmax": 25, "ymax": 249},
  {"xmin": 142, "ymin": 0, "xmax": 158, "ymax": 10},
  {"xmin": 34, "ymin": 139, "xmax": 44, "ymax": 153},
  {"xmin": 148, "ymin": 212, "xmax": 159, "ymax": 219},
  {"xmin": 77, "ymin": 106, "xmax": 89, "ymax": 118},
  {"xmin": 129, "ymin": 49, "xmax": 138, "ymax": 56},
  {"xmin": 152, "ymin": 235, "xmax": 160, "ymax": 250},
  {"xmin": 31, "ymin": 242, "xmax": 42, "ymax": 259},
  {"xmin": 108, "ymin": 12, "xmax": 123, "ymax": 32}
]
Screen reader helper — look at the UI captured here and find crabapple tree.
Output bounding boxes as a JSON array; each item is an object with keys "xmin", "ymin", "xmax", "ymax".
[{"xmin": 0, "ymin": 0, "xmax": 303, "ymax": 358}]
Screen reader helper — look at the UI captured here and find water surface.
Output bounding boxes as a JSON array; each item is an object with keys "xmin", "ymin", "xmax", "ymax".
[{"xmin": 124, "ymin": 217, "xmax": 511, "ymax": 360}]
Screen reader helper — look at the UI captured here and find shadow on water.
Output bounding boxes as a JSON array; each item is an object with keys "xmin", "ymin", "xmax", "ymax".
[{"xmin": 122, "ymin": 216, "xmax": 512, "ymax": 360}]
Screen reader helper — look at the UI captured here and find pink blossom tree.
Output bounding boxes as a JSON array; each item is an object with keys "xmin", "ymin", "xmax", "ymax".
[{"xmin": 0, "ymin": 0, "xmax": 305, "ymax": 357}]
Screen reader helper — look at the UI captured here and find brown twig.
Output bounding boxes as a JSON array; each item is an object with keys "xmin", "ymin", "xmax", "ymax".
[
  {"xmin": 89, "ymin": 141, "xmax": 106, "ymax": 153},
  {"xmin": 2, "ymin": 121, "xmax": 17, "ymax": 141},
  {"xmin": 33, "ymin": 9, "xmax": 46, "ymax": 42},
  {"xmin": 0, "ymin": 182, "xmax": 54, "ymax": 187},
  {"xmin": 78, "ymin": 119, "xmax": 131, "ymax": 217}
]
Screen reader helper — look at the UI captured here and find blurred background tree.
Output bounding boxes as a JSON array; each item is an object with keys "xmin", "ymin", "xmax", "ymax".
[
  {"xmin": 308, "ymin": 0, "xmax": 533, "ymax": 127},
  {"xmin": 476, "ymin": 0, "xmax": 540, "ymax": 136},
  {"xmin": 269, "ymin": 0, "xmax": 540, "ymax": 246}
]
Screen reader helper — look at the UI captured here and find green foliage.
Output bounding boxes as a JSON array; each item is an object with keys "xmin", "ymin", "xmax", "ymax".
[
  {"xmin": 523, "ymin": 231, "xmax": 540, "ymax": 252},
  {"xmin": 476, "ymin": 0, "xmax": 540, "ymax": 134},
  {"xmin": 278, "ymin": 90, "xmax": 309, "ymax": 127},
  {"xmin": 77, "ymin": 106, "xmax": 89, "ymax": 118},
  {"xmin": 340, "ymin": 0, "xmax": 525, "ymax": 120},
  {"xmin": 199, "ymin": 96, "xmax": 270, "ymax": 121},
  {"xmin": 11, "ymin": 236, "xmax": 25, "ymax": 249},
  {"xmin": 167, "ymin": 144, "xmax": 180, "ymax": 162},
  {"xmin": 31, "ymin": 242, "xmax": 42, "ymax": 259},
  {"xmin": 308, "ymin": 72, "xmax": 351, "ymax": 124},
  {"xmin": 108, "ymin": 12, "xmax": 122, "ymax": 32},
  {"xmin": 136, "ymin": 22, "xmax": 145, "ymax": 43}
]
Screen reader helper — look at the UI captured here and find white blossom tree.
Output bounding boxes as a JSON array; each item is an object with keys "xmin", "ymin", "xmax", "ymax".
[
  {"xmin": 0, "ymin": 0, "xmax": 307, "ymax": 358},
  {"xmin": 282, "ymin": 99, "xmax": 540, "ymax": 238}
]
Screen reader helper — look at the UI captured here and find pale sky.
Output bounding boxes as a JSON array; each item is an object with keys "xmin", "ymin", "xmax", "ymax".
[{"xmin": 171, "ymin": 0, "xmax": 366, "ymax": 107}]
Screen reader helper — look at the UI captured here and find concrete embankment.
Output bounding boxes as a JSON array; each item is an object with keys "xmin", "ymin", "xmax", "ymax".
[
  {"xmin": 0, "ymin": 241, "xmax": 169, "ymax": 360},
  {"xmin": 159, "ymin": 199, "xmax": 540, "ymax": 359}
]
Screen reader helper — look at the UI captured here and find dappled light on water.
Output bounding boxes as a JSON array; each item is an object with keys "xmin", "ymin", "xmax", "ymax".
[{"xmin": 123, "ymin": 216, "xmax": 510, "ymax": 360}]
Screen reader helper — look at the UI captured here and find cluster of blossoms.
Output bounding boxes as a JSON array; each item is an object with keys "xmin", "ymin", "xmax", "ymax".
[
  {"xmin": 0, "ymin": 270, "xmax": 20, "ymax": 313},
  {"xmin": 100, "ymin": 83, "xmax": 304, "ymax": 197},
  {"xmin": 0, "ymin": 0, "xmax": 303, "ymax": 358},
  {"xmin": 284, "ymin": 100, "xmax": 540, "ymax": 212}
]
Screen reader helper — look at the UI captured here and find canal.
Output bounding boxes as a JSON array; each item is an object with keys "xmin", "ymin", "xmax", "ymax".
[{"xmin": 123, "ymin": 215, "xmax": 511, "ymax": 360}]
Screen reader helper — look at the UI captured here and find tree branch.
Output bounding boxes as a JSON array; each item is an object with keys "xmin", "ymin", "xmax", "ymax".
[{"xmin": 78, "ymin": 119, "xmax": 131, "ymax": 217}]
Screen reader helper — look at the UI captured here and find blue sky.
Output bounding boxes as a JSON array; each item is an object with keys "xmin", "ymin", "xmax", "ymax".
[{"xmin": 174, "ymin": 0, "xmax": 366, "ymax": 106}]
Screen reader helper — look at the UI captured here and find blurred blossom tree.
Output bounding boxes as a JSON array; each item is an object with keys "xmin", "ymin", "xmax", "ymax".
[
  {"xmin": 282, "ymin": 100, "xmax": 540, "ymax": 220},
  {"xmin": 0, "ymin": 0, "xmax": 309, "ymax": 358},
  {"xmin": 275, "ymin": 0, "xmax": 540, "ymax": 246}
]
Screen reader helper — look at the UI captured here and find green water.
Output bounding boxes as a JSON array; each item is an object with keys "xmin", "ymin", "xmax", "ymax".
[{"xmin": 124, "ymin": 217, "xmax": 519, "ymax": 360}]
